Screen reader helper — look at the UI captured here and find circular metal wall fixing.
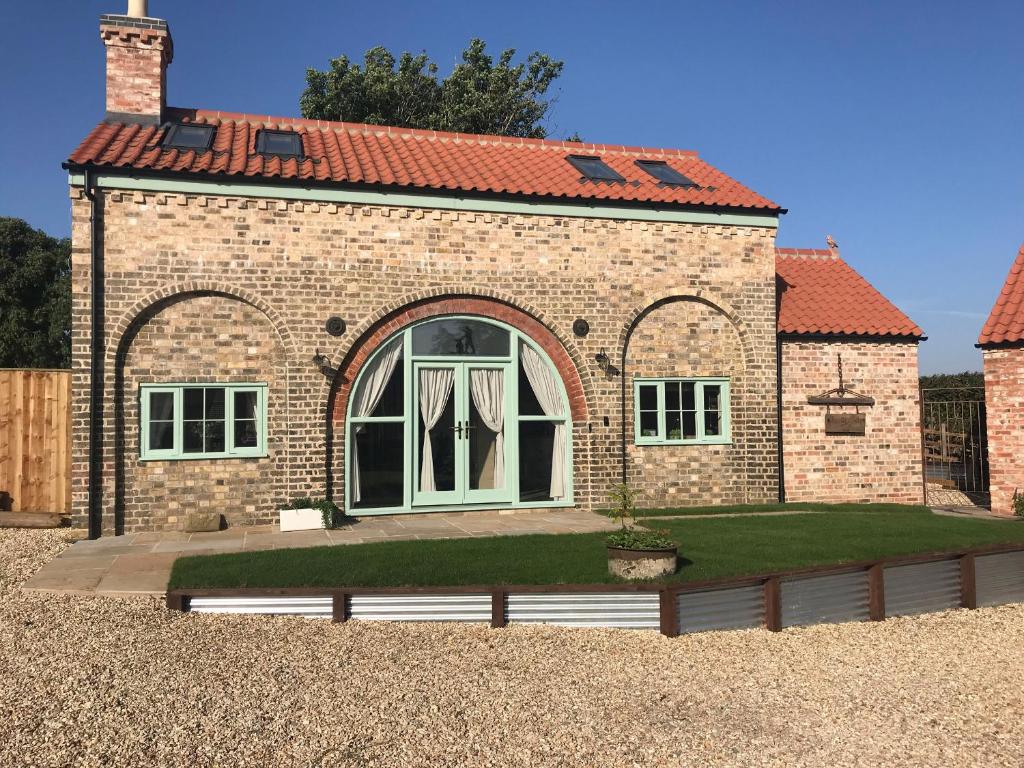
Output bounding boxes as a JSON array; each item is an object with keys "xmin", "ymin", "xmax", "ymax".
[
  {"xmin": 325, "ymin": 316, "xmax": 346, "ymax": 337},
  {"xmin": 572, "ymin": 318, "xmax": 590, "ymax": 337}
]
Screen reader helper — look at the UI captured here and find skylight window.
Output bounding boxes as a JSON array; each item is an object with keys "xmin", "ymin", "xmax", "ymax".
[
  {"xmin": 566, "ymin": 155, "xmax": 625, "ymax": 183},
  {"xmin": 163, "ymin": 123, "xmax": 215, "ymax": 151},
  {"xmin": 257, "ymin": 130, "xmax": 303, "ymax": 158},
  {"xmin": 635, "ymin": 160, "xmax": 697, "ymax": 187}
]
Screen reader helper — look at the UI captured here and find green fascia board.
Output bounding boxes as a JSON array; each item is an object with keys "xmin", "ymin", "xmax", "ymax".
[{"xmin": 68, "ymin": 172, "xmax": 780, "ymax": 229}]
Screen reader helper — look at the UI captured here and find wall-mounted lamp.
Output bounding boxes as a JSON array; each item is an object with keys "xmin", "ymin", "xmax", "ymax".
[
  {"xmin": 594, "ymin": 348, "xmax": 620, "ymax": 377},
  {"xmin": 312, "ymin": 349, "xmax": 336, "ymax": 376}
]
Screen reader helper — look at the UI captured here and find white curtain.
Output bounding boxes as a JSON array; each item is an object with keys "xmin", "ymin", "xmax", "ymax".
[
  {"xmin": 419, "ymin": 368, "xmax": 455, "ymax": 492},
  {"xmin": 469, "ymin": 368, "xmax": 505, "ymax": 487},
  {"xmin": 520, "ymin": 343, "xmax": 566, "ymax": 500},
  {"xmin": 351, "ymin": 339, "xmax": 402, "ymax": 503}
]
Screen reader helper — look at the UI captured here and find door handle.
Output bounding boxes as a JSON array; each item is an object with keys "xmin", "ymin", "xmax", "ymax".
[{"xmin": 450, "ymin": 422, "xmax": 463, "ymax": 437}]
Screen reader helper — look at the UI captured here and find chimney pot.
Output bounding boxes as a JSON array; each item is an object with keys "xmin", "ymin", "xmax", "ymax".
[{"xmin": 127, "ymin": 0, "xmax": 148, "ymax": 18}]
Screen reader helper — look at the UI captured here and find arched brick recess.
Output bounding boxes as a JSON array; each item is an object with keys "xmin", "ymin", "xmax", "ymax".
[
  {"xmin": 331, "ymin": 294, "xmax": 591, "ymax": 424},
  {"xmin": 105, "ymin": 285, "xmax": 299, "ymax": 532},
  {"xmin": 617, "ymin": 289, "xmax": 753, "ymax": 371},
  {"xmin": 109, "ymin": 291, "xmax": 291, "ymax": 532},
  {"xmin": 108, "ymin": 280, "xmax": 298, "ymax": 365}
]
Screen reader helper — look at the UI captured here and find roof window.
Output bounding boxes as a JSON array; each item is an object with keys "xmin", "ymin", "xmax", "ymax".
[
  {"xmin": 257, "ymin": 129, "xmax": 303, "ymax": 158},
  {"xmin": 162, "ymin": 123, "xmax": 215, "ymax": 151},
  {"xmin": 566, "ymin": 155, "xmax": 624, "ymax": 183},
  {"xmin": 635, "ymin": 160, "xmax": 696, "ymax": 187}
]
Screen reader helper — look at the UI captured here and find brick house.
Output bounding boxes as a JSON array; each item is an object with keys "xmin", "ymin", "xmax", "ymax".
[
  {"xmin": 65, "ymin": 5, "xmax": 925, "ymax": 536},
  {"xmin": 978, "ymin": 244, "xmax": 1024, "ymax": 517}
]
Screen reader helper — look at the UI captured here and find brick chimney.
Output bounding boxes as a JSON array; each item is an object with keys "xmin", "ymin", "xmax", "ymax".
[{"xmin": 99, "ymin": 1, "xmax": 173, "ymax": 124}]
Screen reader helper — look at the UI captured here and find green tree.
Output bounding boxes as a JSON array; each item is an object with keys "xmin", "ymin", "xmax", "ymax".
[
  {"xmin": 0, "ymin": 217, "xmax": 71, "ymax": 368},
  {"xmin": 301, "ymin": 39, "xmax": 568, "ymax": 139},
  {"xmin": 919, "ymin": 371, "xmax": 985, "ymax": 401}
]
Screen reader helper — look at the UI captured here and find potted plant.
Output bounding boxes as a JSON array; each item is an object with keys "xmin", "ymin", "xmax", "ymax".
[
  {"xmin": 279, "ymin": 497, "xmax": 344, "ymax": 531},
  {"xmin": 604, "ymin": 483, "xmax": 678, "ymax": 579}
]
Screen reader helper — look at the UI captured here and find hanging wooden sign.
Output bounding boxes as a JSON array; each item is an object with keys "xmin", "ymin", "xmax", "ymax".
[
  {"xmin": 825, "ymin": 412, "xmax": 867, "ymax": 435},
  {"xmin": 809, "ymin": 354, "xmax": 872, "ymax": 436}
]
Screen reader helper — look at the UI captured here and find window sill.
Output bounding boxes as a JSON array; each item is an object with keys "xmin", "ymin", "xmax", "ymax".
[
  {"xmin": 138, "ymin": 452, "xmax": 269, "ymax": 462},
  {"xmin": 634, "ymin": 439, "xmax": 733, "ymax": 447}
]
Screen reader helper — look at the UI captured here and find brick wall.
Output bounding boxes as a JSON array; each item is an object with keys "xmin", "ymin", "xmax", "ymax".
[
  {"xmin": 780, "ymin": 339, "xmax": 923, "ymax": 504},
  {"xmin": 626, "ymin": 297, "xmax": 776, "ymax": 507},
  {"xmin": 71, "ymin": 188, "xmax": 780, "ymax": 532},
  {"xmin": 118, "ymin": 295, "xmax": 288, "ymax": 530},
  {"xmin": 983, "ymin": 346, "xmax": 1024, "ymax": 516}
]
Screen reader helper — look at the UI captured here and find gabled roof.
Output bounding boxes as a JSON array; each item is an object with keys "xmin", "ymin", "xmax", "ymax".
[
  {"xmin": 776, "ymin": 248, "xmax": 923, "ymax": 339},
  {"xmin": 978, "ymin": 244, "xmax": 1024, "ymax": 346},
  {"xmin": 66, "ymin": 108, "xmax": 782, "ymax": 212}
]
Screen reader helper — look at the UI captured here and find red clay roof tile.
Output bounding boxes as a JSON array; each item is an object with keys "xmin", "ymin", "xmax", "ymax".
[
  {"xmin": 776, "ymin": 248, "xmax": 923, "ymax": 339},
  {"xmin": 67, "ymin": 107, "xmax": 781, "ymax": 211},
  {"xmin": 978, "ymin": 244, "xmax": 1024, "ymax": 346}
]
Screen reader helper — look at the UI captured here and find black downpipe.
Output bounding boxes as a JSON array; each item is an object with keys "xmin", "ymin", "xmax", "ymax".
[
  {"xmin": 620, "ymin": 340, "xmax": 628, "ymax": 485},
  {"xmin": 84, "ymin": 172, "xmax": 104, "ymax": 539},
  {"xmin": 776, "ymin": 337, "xmax": 785, "ymax": 502}
]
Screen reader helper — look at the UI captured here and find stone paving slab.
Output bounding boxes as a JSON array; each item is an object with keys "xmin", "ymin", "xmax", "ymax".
[{"xmin": 22, "ymin": 508, "xmax": 615, "ymax": 597}]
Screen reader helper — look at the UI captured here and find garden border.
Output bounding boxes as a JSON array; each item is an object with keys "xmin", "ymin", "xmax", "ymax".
[{"xmin": 165, "ymin": 543, "xmax": 1024, "ymax": 635}]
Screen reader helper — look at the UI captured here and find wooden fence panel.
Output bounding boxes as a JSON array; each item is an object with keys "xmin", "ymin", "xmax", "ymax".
[{"xmin": 0, "ymin": 370, "xmax": 71, "ymax": 514}]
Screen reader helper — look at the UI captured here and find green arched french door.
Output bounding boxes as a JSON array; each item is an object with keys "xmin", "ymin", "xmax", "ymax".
[{"xmin": 345, "ymin": 316, "xmax": 573, "ymax": 515}]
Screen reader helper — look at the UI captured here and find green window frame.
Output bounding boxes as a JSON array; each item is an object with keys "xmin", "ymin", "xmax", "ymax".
[
  {"xmin": 633, "ymin": 378, "xmax": 730, "ymax": 445},
  {"xmin": 139, "ymin": 383, "xmax": 268, "ymax": 460}
]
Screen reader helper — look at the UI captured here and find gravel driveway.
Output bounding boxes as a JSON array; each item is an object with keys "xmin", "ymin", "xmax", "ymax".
[{"xmin": 2, "ymin": 529, "xmax": 1022, "ymax": 768}]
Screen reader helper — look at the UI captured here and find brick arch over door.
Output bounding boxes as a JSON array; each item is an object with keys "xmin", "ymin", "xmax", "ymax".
[{"xmin": 330, "ymin": 295, "xmax": 591, "ymax": 424}]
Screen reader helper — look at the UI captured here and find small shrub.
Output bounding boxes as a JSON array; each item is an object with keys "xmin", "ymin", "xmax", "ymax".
[
  {"xmin": 606, "ymin": 483, "xmax": 640, "ymax": 529},
  {"xmin": 606, "ymin": 527, "xmax": 676, "ymax": 550},
  {"xmin": 1013, "ymin": 489, "xmax": 1024, "ymax": 518},
  {"xmin": 604, "ymin": 483, "xmax": 678, "ymax": 550}
]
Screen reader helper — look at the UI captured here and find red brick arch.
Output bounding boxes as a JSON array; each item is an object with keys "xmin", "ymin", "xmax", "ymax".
[{"xmin": 331, "ymin": 296, "xmax": 589, "ymax": 423}]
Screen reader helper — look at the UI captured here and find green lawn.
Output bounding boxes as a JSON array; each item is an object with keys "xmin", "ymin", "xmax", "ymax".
[
  {"xmin": 633, "ymin": 502, "xmax": 931, "ymax": 517},
  {"xmin": 169, "ymin": 506, "xmax": 1024, "ymax": 590}
]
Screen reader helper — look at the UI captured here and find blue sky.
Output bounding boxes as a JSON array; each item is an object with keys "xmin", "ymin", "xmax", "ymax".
[{"xmin": 2, "ymin": 0, "xmax": 1021, "ymax": 374}]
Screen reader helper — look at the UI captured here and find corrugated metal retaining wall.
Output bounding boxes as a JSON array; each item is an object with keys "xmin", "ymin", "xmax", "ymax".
[
  {"xmin": 975, "ymin": 551, "xmax": 1024, "ymax": 607},
  {"xmin": 884, "ymin": 560, "xmax": 962, "ymax": 617},
  {"xmin": 506, "ymin": 592, "xmax": 660, "ymax": 629},
  {"xmin": 168, "ymin": 544, "xmax": 1024, "ymax": 635},
  {"xmin": 782, "ymin": 571, "xmax": 869, "ymax": 628}
]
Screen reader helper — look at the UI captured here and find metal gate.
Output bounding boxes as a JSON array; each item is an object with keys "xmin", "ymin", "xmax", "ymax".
[{"xmin": 921, "ymin": 386, "xmax": 989, "ymax": 506}]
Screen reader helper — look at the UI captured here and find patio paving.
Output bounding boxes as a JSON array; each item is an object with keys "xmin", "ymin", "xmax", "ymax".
[{"xmin": 22, "ymin": 508, "xmax": 616, "ymax": 597}]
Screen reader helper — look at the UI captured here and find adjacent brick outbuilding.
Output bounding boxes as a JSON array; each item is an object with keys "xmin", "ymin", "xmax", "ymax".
[
  {"xmin": 777, "ymin": 248, "xmax": 925, "ymax": 504},
  {"xmin": 64, "ymin": 7, "xmax": 926, "ymax": 534},
  {"xmin": 978, "ymin": 244, "xmax": 1024, "ymax": 516}
]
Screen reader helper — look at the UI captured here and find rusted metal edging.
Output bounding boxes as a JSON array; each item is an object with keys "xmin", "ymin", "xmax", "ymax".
[
  {"xmin": 867, "ymin": 563, "xmax": 885, "ymax": 621},
  {"xmin": 960, "ymin": 554, "xmax": 977, "ymax": 610},
  {"xmin": 763, "ymin": 577, "xmax": 782, "ymax": 632},
  {"xmin": 165, "ymin": 543, "xmax": 1024, "ymax": 634}
]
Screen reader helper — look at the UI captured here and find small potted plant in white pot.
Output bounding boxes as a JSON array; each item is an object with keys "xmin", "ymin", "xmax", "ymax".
[{"xmin": 604, "ymin": 483, "xmax": 678, "ymax": 579}]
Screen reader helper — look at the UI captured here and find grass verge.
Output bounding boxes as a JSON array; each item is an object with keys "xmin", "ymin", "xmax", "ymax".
[
  {"xmin": 169, "ymin": 506, "xmax": 1024, "ymax": 590},
  {"xmin": 631, "ymin": 502, "xmax": 931, "ymax": 517}
]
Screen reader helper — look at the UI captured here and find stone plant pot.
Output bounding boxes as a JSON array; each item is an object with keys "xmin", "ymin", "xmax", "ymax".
[
  {"xmin": 607, "ymin": 546, "xmax": 678, "ymax": 580},
  {"xmin": 279, "ymin": 507, "xmax": 324, "ymax": 532}
]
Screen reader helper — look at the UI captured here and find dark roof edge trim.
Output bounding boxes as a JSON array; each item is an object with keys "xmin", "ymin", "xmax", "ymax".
[
  {"xmin": 778, "ymin": 332, "xmax": 925, "ymax": 343},
  {"xmin": 976, "ymin": 339, "xmax": 1024, "ymax": 350}
]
